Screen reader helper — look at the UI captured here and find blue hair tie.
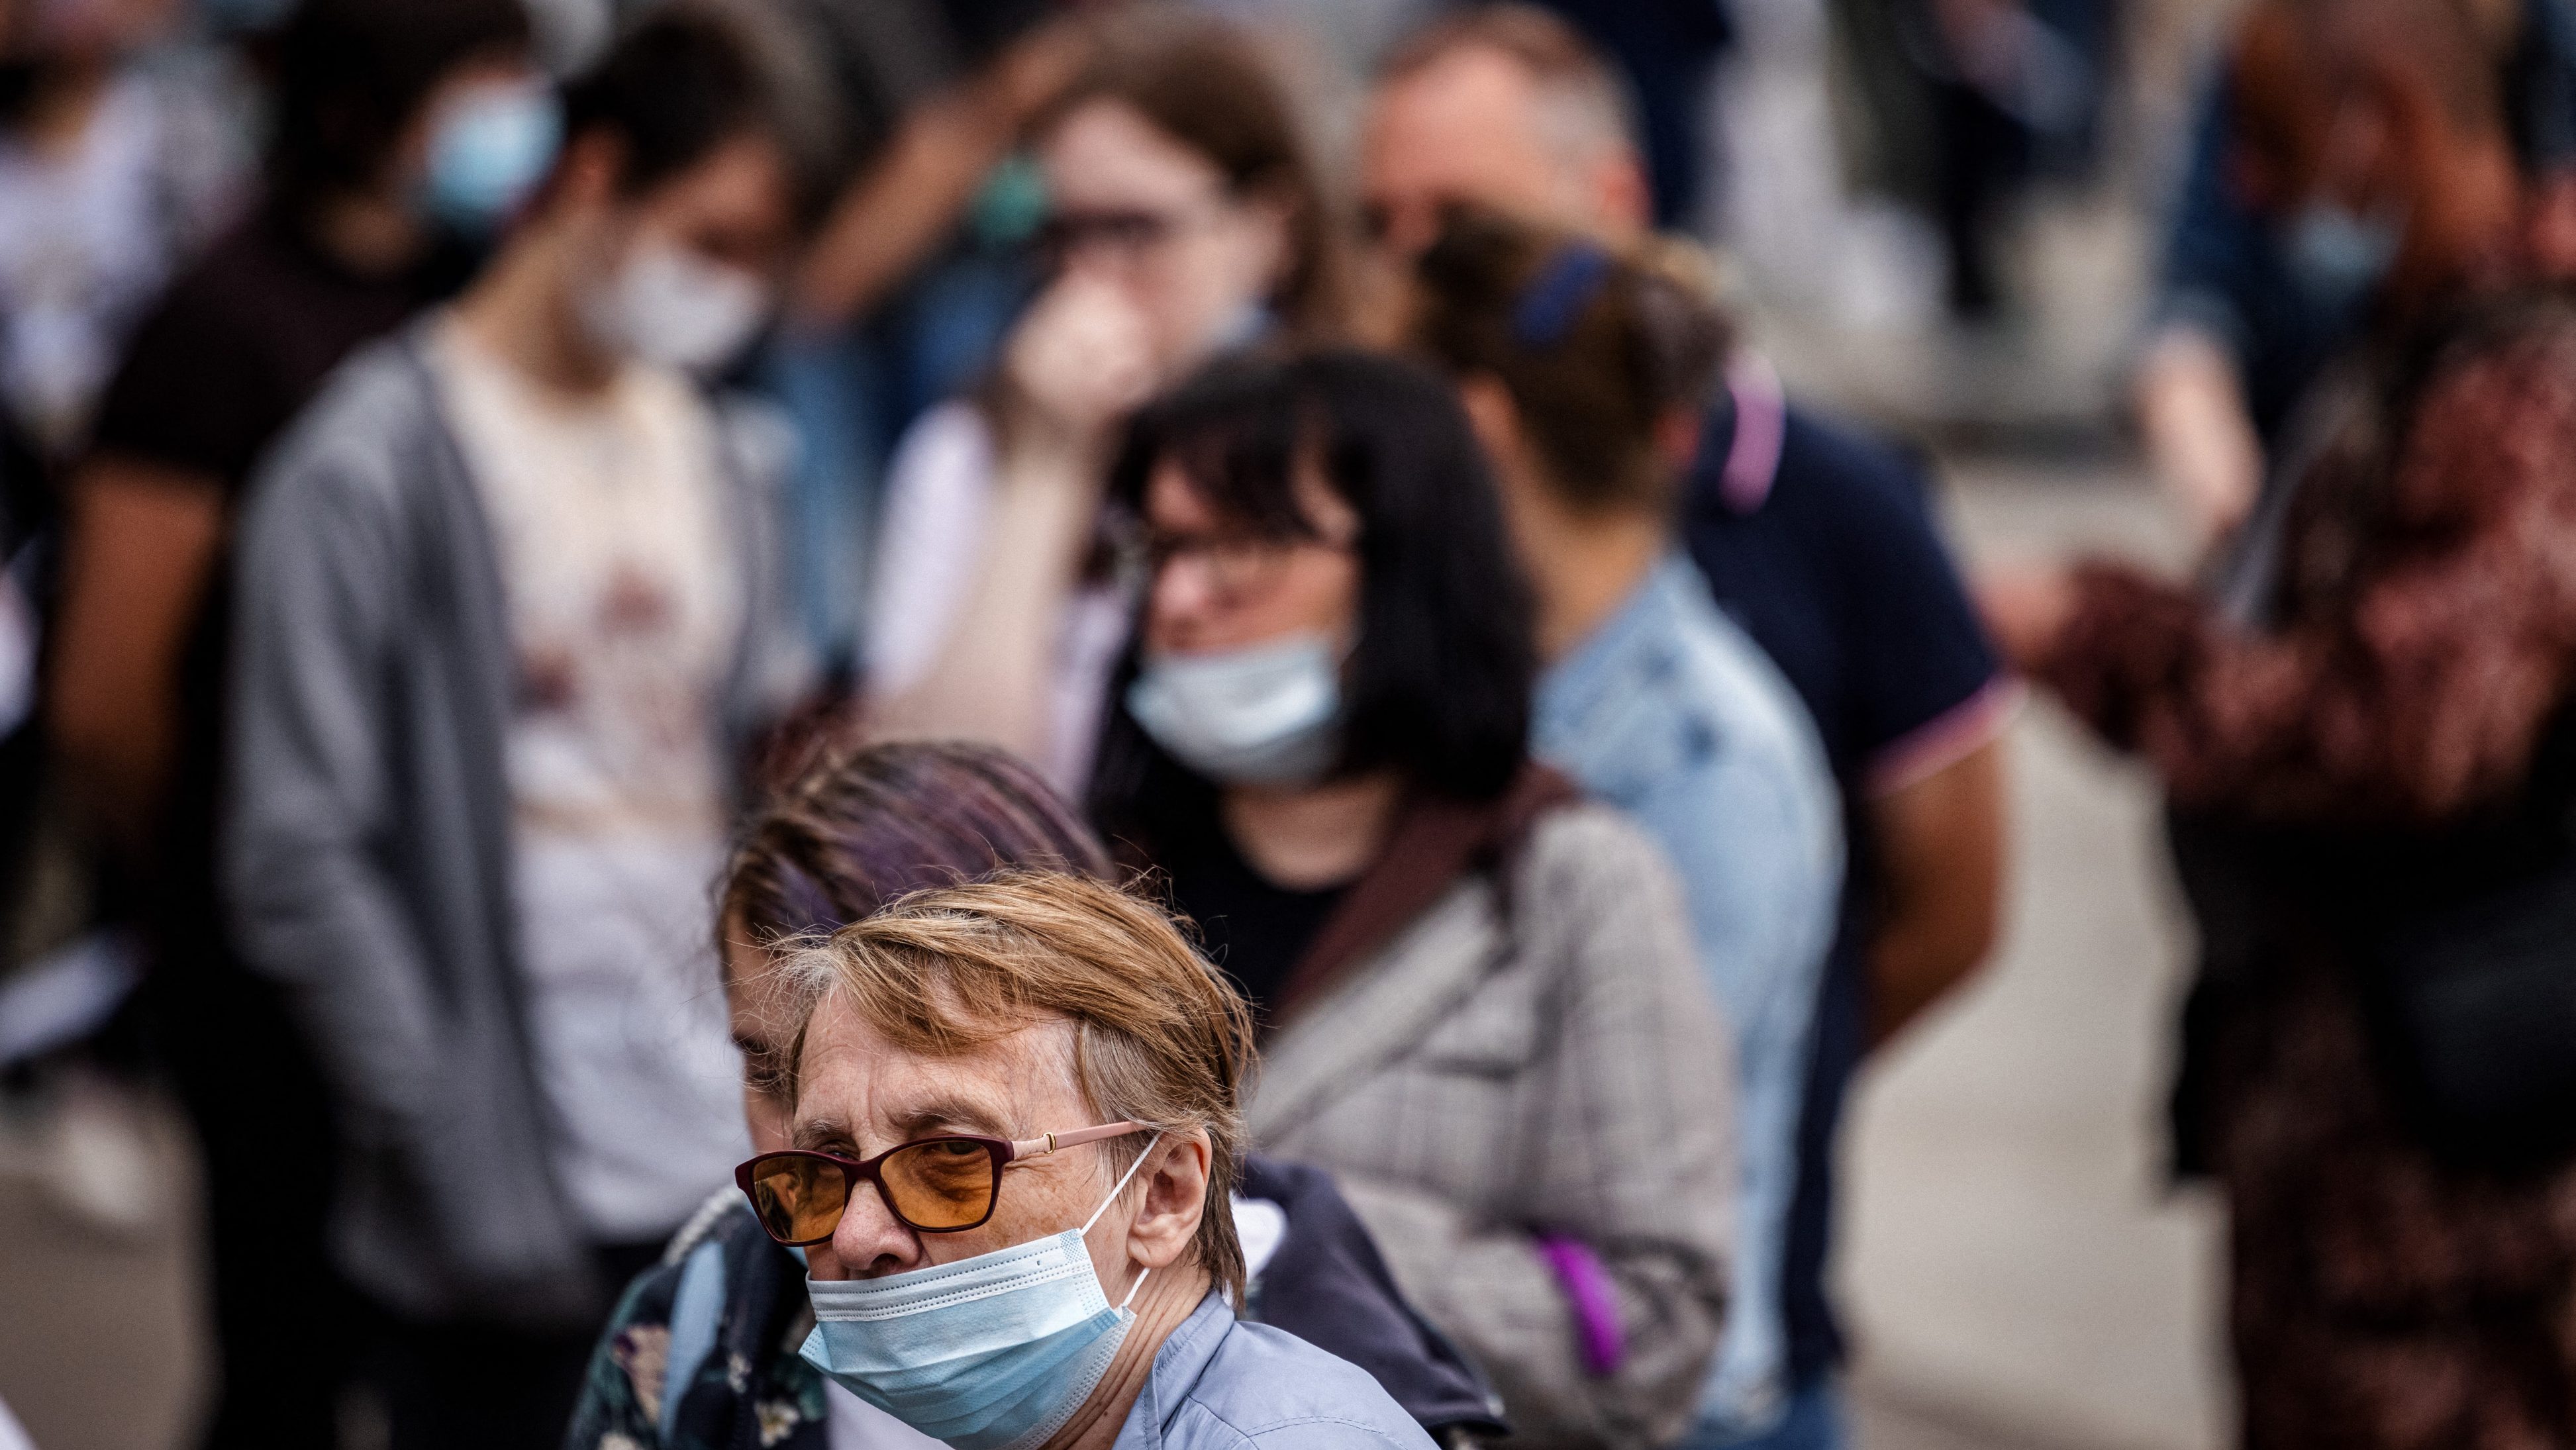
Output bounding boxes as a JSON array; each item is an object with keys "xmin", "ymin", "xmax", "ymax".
[{"xmin": 1511, "ymin": 242, "xmax": 1614, "ymax": 348}]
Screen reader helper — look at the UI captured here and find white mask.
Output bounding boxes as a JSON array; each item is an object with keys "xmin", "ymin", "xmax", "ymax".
[
  {"xmin": 580, "ymin": 235, "xmax": 769, "ymax": 373},
  {"xmin": 1126, "ymin": 632, "xmax": 1345, "ymax": 786}
]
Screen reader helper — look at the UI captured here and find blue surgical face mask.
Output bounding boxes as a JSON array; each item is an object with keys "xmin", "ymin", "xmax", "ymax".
[
  {"xmin": 1126, "ymin": 632, "xmax": 1344, "ymax": 787},
  {"xmin": 800, "ymin": 1136, "xmax": 1164, "ymax": 1450},
  {"xmin": 2283, "ymin": 199, "xmax": 2401, "ymax": 321},
  {"xmin": 419, "ymin": 77, "xmax": 562, "ymax": 238}
]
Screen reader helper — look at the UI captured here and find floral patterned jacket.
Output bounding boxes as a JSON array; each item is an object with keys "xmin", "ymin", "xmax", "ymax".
[
  {"xmin": 566, "ymin": 1190, "xmax": 829, "ymax": 1450},
  {"xmin": 2044, "ymin": 290, "xmax": 2576, "ymax": 827}
]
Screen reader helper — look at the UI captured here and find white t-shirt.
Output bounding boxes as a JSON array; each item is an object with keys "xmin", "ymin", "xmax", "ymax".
[
  {"xmin": 865, "ymin": 400, "xmax": 1133, "ymax": 795},
  {"xmin": 432, "ymin": 322, "xmax": 749, "ymax": 1240}
]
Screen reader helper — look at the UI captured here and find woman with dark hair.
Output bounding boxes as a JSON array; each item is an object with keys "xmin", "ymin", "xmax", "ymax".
[
  {"xmin": 864, "ymin": 11, "xmax": 1348, "ymax": 789},
  {"xmin": 223, "ymin": 9, "xmax": 809, "ymax": 1446},
  {"xmin": 1094, "ymin": 348, "xmax": 1736, "ymax": 1450},
  {"xmin": 568, "ymin": 739, "xmax": 1502, "ymax": 1450}
]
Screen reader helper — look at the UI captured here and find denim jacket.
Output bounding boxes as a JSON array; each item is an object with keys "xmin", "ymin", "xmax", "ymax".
[{"xmin": 1532, "ymin": 557, "xmax": 1844, "ymax": 1435}]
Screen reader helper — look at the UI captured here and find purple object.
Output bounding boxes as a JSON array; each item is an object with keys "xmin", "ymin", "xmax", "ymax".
[{"xmin": 1536, "ymin": 1234, "xmax": 1626, "ymax": 1377}]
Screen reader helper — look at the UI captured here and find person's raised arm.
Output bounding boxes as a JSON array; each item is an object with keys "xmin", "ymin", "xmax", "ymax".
[
  {"xmin": 793, "ymin": 24, "xmax": 1088, "ymax": 328},
  {"xmin": 865, "ymin": 275, "xmax": 1154, "ymax": 763},
  {"xmin": 46, "ymin": 456, "xmax": 225, "ymax": 855}
]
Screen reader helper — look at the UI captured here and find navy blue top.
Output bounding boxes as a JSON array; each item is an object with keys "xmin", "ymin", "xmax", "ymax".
[{"xmin": 1681, "ymin": 365, "xmax": 2008, "ymax": 1386}]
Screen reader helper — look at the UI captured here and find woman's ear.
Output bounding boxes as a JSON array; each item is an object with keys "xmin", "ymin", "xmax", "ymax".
[{"xmin": 1124, "ymin": 1132, "xmax": 1211, "ymax": 1271}]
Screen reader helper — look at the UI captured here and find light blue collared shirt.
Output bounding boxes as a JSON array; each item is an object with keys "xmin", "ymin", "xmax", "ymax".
[
  {"xmin": 1534, "ymin": 556, "xmax": 1844, "ymax": 1436},
  {"xmin": 1112, "ymin": 1292, "xmax": 1436, "ymax": 1450}
]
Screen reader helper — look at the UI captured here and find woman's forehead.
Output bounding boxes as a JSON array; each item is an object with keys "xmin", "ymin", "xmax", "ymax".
[
  {"xmin": 796, "ymin": 995, "xmax": 1087, "ymax": 1135},
  {"xmin": 1042, "ymin": 97, "xmax": 1224, "ymax": 207},
  {"xmin": 1146, "ymin": 452, "xmax": 1353, "ymax": 534}
]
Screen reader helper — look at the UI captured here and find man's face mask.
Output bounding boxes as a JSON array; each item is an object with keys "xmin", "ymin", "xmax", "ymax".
[
  {"xmin": 578, "ymin": 234, "xmax": 771, "ymax": 375},
  {"xmin": 417, "ymin": 75, "xmax": 560, "ymax": 240}
]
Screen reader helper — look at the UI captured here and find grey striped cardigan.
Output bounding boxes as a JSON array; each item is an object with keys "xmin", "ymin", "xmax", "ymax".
[{"xmin": 1250, "ymin": 803, "xmax": 1736, "ymax": 1450}]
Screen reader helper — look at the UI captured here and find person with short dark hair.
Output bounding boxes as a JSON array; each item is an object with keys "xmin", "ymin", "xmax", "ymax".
[
  {"xmin": 44, "ymin": 2, "xmax": 537, "ymax": 1445},
  {"xmin": 1092, "ymin": 348, "xmax": 1736, "ymax": 1450},
  {"xmin": 221, "ymin": 9, "xmax": 811, "ymax": 1446}
]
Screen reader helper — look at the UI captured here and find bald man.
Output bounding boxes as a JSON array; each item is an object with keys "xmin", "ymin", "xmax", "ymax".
[{"xmin": 1363, "ymin": 13, "xmax": 2014, "ymax": 1449}]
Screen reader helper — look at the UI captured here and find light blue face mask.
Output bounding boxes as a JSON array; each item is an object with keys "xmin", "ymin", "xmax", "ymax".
[
  {"xmin": 2283, "ymin": 199, "xmax": 2401, "ymax": 322},
  {"xmin": 1126, "ymin": 632, "xmax": 1344, "ymax": 787},
  {"xmin": 419, "ymin": 79, "xmax": 562, "ymax": 238},
  {"xmin": 800, "ymin": 1136, "xmax": 1163, "ymax": 1450}
]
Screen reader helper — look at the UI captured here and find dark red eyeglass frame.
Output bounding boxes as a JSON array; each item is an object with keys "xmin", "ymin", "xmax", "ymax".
[{"xmin": 734, "ymin": 1120, "xmax": 1145, "ymax": 1245}]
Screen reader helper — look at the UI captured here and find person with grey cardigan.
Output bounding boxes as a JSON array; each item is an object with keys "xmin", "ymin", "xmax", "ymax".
[
  {"xmin": 1091, "ymin": 350, "xmax": 1735, "ymax": 1450},
  {"xmin": 221, "ymin": 14, "xmax": 809, "ymax": 1449}
]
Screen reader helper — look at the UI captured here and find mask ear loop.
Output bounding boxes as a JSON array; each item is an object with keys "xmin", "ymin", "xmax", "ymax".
[{"xmin": 1080, "ymin": 1132, "xmax": 1165, "ymax": 1311}]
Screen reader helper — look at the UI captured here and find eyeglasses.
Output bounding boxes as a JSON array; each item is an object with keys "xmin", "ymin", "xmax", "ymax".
[
  {"xmin": 735, "ymin": 1121, "xmax": 1146, "ymax": 1245},
  {"xmin": 1116, "ymin": 524, "xmax": 1358, "ymax": 606}
]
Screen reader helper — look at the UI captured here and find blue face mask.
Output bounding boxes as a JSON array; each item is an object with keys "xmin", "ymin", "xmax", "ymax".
[
  {"xmin": 800, "ymin": 1136, "xmax": 1163, "ymax": 1450},
  {"xmin": 2283, "ymin": 199, "xmax": 2401, "ymax": 321},
  {"xmin": 1126, "ymin": 632, "xmax": 1344, "ymax": 787},
  {"xmin": 419, "ymin": 79, "xmax": 562, "ymax": 238}
]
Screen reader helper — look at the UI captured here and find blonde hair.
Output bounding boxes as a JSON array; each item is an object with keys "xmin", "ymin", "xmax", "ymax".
[{"xmin": 782, "ymin": 871, "xmax": 1257, "ymax": 1299}]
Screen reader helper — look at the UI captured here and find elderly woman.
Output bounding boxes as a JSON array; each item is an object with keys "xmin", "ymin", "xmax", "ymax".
[
  {"xmin": 761, "ymin": 871, "xmax": 1433, "ymax": 1450},
  {"xmin": 1093, "ymin": 349, "xmax": 1736, "ymax": 1449},
  {"xmin": 568, "ymin": 741, "xmax": 1496, "ymax": 1449}
]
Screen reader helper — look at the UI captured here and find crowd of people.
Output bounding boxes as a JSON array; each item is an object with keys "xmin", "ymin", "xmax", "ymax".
[{"xmin": 6, "ymin": 0, "xmax": 2576, "ymax": 1448}]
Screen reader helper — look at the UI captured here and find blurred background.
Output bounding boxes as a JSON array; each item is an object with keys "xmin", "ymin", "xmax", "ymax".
[{"xmin": 0, "ymin": 0, "xmax": 2270, "ymax": 1440}]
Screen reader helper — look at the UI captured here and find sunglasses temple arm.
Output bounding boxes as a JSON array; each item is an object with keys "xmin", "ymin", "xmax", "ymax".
[{"xmin": 1007, "ymin": 1120, "xmax": 1150, "ymax": 1161}]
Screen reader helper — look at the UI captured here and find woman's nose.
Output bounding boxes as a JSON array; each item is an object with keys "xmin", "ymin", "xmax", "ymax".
[
  {"xmin": 1148, "ymin": 557, "xmax": 1217, "ymax": 646},
  {"xmin": 815, "ymin": 1181, "xmax": 920, "ymax": 1280}
]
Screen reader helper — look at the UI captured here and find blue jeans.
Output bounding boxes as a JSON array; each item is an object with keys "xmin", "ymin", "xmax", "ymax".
[{"xmin": 1679, "ymin": 1378, "xmax": 1846, "ymax": 1450}]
